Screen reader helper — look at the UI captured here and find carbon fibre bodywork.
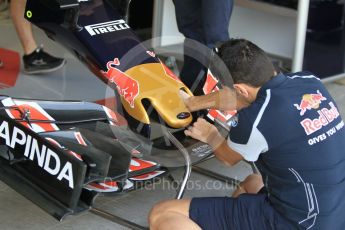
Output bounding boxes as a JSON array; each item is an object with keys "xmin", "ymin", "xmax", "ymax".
[
  {"xmin": 0, "ymin": 0, "xmax": 236, "ymax": 222},
  {"xmin": 0, "ymin": 96, "xmax": 212, "ymax": 220},
  {"xmin": 0, "ymin": 96, "xmax": 132, "ymax": 219},
  {"xmin": 24, "ymin": 0, "xmax": 193, "ymax": 137}
]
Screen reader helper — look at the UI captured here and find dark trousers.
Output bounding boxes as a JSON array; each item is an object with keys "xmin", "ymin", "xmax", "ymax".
[{"xmin": 173, "ymin": 0, "xmax": 233, "ymax": 91}]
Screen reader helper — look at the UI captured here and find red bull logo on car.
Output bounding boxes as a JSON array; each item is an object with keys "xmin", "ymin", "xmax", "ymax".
[
  {"xmin": 102, "ymin": 58, "xmax": 139, "ymax": 108},
  {"xmin": 294, "ymin": 90, "xmax": 327, "ymax": 116}
]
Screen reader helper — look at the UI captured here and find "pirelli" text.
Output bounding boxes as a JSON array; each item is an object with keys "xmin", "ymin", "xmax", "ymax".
[{"xmin": 84, "ymin": 20, "xmax": 129, "ymax": 36}]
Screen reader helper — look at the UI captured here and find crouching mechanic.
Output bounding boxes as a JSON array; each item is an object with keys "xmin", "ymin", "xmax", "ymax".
[{"xmin": 149, "ymin": 39, "xmax": 345, "ymax": 230}]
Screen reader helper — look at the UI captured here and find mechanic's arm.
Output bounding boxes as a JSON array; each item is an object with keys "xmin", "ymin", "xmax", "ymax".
[
  {"xmin": 180, "ymin": 87, "xmax": 236, "ymax": 112},
  {"xmin": 185, "ymin": 118, "xmax": 243, "ymax": 166}
]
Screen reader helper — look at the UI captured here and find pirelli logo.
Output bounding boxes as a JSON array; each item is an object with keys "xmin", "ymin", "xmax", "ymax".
[{"xmin": 84, "ymin": 20, "xmax": 130, "ymax": 36}]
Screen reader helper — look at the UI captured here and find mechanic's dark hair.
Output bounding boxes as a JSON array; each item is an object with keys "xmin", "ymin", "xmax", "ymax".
[{"xmin": 217, "ymin": 39, "xmax": 275, "ymax": 87}]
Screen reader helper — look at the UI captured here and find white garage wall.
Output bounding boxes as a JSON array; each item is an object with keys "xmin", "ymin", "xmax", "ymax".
[
  {"xmin": 230, "ymin": 6, "xmax": 296, "ymax": 59},
  {"xmin": 154, "ymin": 0, "xmax": 298, "ymax": 59}
]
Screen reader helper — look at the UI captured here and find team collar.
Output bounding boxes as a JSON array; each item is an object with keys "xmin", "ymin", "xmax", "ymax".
[{"xmin": 258, "ymin": 72, "xmax": 287, "ymax": 96}]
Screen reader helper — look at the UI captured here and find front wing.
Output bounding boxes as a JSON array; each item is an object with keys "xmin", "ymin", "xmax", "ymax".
[{"xmin": 0, "ymin": 95, "xmax": 212, "ymax": 220}]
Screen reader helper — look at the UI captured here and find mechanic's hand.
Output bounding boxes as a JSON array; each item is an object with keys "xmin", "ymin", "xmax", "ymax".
[
  {"xmin": 184, "ymin": 118, "xmax": 224, "ymax": 149},
  {"xmin": 179, "ymin": 90, "xmax": 195, "ymax": 111}
]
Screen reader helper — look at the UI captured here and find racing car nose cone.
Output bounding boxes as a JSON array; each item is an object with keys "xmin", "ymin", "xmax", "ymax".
[{"xmin": 177, "ymin": 112, "xmax": 191, "ymax": 119}]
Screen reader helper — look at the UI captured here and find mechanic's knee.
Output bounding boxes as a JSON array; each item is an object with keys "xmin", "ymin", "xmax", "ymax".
[
  {"xmin": 149, "ymin": 200, "xmax": 172, "ymax": 227},
  {"xmin": 149, "ymin": 199, "xmax": 190, "ymax": 228},
  {"xmin": 244, "ymin": 173, "xmax": 262, "ymax": 183},
  {"xmin": 241, "ymin": 174, "xmax": 264, "ymax": 193}
]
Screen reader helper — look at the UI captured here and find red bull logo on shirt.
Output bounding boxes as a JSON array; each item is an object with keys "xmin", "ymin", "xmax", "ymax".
[
  {"xmin": 294, "ymin": 90, "xmax": 327, "ymax": 116},
  {"xmin": 101, "ymin": 58, "xmax": 139, "ymax": 108},
  {"xmin": 300, "ymin": 102, "xmax": 340, "ymax": 135},
  {"xmin": 295, "ymin": 90, "xmax": 340, "ymax": 135}
]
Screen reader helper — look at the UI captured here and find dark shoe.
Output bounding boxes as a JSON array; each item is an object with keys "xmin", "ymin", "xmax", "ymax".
[{"xmin": 23, "ymin": 46, "xmax": 66, "ymax": 74}]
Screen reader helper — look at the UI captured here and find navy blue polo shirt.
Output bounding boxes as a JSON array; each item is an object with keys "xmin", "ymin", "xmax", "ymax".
[{"xmin": 228, "ymin": 72, "xmax": 345, "ymax": 229}]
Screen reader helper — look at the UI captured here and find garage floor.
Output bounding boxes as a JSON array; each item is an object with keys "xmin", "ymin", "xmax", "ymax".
[{"xmin": 1, "ymin": 8, "xmax": 345, "ymax": 230}]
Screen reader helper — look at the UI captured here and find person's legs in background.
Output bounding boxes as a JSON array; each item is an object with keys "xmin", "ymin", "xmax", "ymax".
[
  {"xmin": 173, "ymin": 0, "xmax": 204, "ymax": 45},
  {"xmin": 0, "ymin": 0, "xmax": 8, "ymax": 68},
  {"xmin": 201, "ymin": 0, "xmax": 233, "ymax": 48},
  {"xmin": 10, "ymin": 0, "xmax": 36, "ymax": 55},
  {"xmin": 173, "ymin": 0, "xmax": 207, "ymax": 92},
  {"xmin": 173, "ymin": 0, "xmax": 233, "ymax": 94},
  {"xmin": 10, "ymin": 0, "xmax": 66, "ymax": 74}
]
